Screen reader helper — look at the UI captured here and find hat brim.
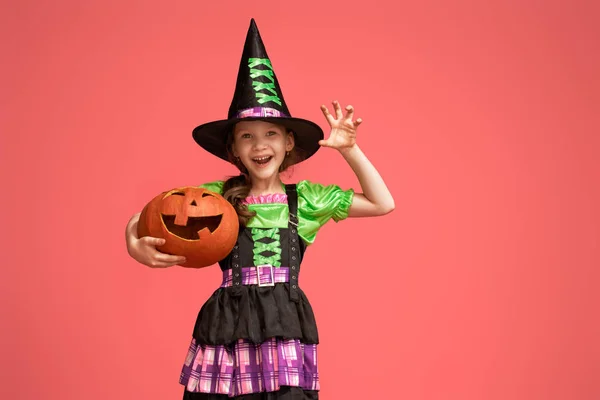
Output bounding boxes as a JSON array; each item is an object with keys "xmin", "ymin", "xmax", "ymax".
[{"xmin": 192, "ymin": 117, "xmax": 324, "ymax": 165}]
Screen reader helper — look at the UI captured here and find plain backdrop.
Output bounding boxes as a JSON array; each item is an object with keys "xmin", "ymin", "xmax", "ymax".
[{"xmin": 2, "ymin": 1, "xmax": 599, "ymax": 399}]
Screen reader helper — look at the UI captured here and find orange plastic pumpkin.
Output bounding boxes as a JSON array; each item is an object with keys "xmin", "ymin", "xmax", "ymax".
[{"xmin": 137, "ymin": 186, "xmax": 239, "ymax": 268}]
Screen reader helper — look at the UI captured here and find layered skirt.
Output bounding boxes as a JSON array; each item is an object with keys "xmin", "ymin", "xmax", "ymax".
[
  {"xmin": 180, "ymin": 337, "xmax": 319, "ymax": 397},
  {"xmin": 180, "ymin": 277, "xmax": 320, "ymax": 399}
]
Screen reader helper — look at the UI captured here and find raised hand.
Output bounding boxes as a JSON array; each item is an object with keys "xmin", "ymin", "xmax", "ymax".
[{"xmin": 319, "ymin": 100, "xmax": 363, "ymax": 151}]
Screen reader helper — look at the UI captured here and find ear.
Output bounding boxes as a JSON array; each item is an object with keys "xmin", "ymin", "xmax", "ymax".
[{"xmin": 286, "ymin": 131, "xmax": 295, "ymax": 152}]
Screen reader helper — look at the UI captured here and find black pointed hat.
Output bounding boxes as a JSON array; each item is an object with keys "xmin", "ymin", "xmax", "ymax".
[{"xmin": 192, "ymin": 19, "xmax": 324, "ymax": 164}]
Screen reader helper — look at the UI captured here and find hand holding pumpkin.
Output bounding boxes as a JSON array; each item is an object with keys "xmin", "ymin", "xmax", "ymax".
[
  {"xmin": 131, "ymin": 187, "xmax": 239, "ymax": 269},
  {"xmin": 126, "ymin": 212, "xmax": 187, "ymax": 268}
]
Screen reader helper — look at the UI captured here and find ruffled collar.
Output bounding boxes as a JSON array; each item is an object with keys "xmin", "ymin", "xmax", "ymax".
[{"xmin": 242, "ymin": 193, "xmax": 288, "ymax": 205}]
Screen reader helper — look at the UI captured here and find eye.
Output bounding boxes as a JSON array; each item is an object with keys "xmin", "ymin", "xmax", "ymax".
[
  {"xmin": 240, "ymin": 133, "xmax": 252, "ymax": 139},
  {"xmin": 266, "ymin": 131, "xmax": 278, "ymax": 136}
]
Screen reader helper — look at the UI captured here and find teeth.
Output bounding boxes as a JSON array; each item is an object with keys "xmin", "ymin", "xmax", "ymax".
[{"xmin": 253, "ymin": 156, "xmax": 271, "ymax": 161}]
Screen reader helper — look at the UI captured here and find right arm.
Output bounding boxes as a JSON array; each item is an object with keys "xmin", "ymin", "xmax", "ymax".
[{"xmin": 125, "ymin": 212, "xmax": 186, "ymax": 268}]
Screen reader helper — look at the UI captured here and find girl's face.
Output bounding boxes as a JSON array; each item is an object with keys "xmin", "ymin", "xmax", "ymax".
[{"xmin": 232, "ymin": 120, "xmax": 295, "ymax": 180}]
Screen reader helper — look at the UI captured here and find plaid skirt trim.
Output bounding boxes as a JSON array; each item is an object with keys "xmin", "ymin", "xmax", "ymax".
[{"xmin": 179, "ymin": 337, "xmax": 320, "ymax": 397}]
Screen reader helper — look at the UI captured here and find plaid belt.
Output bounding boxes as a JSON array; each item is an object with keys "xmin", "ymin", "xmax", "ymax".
[{"xmin": 221, "ymin": 265, "xmax": 290, "ymax": 288}]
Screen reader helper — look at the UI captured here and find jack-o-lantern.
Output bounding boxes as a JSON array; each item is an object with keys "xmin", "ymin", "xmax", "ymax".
[{"xmin": 137, "ymin": 187, "xmax": 239, "ymax": 268}]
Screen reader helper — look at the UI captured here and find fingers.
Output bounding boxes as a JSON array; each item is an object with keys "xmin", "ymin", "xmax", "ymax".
[
  {"xmin": 150, "ymin": 251, "xmax": 185, "ymax": 268},
  {"xmin": 345, "ymin": 104, "xmax": 355, "ymax": 121},
  {"xmin": 146, "ymin": 249, "xmax": 186, "ymax": 268},
  {"xmin": 152, "ymin": 250, "xmax": 185, "ymax": 262},
  {"xmin": 140, "ymin": 236, "xmax": 165, "ymax": 246},
  {"xmin": 318, "ymin": 139, "xmax": 332, "ymax": 148},
  {"xmin": 332, "ymin": 100, "xmax": 343, "ymax": 119},
  {"xmin": 322, "ymin": 101, "xmax": 362, "ymax": 133},
  {"xmin": 142, "ymin": 248, "xmax": 186, "ymax": 268},
  {"xmin": 323, "ymin": 101, "xmax": 361, "ymax": 123},
  {"xmin": 320, "ymin": 105, "xmax": 334, "ymax": 124},
  {"xmin": 345, "ymin": 104, "xmax": 363, "ymax": 127},
  {"xmin": 138, "ymin": 236, "xmax": 186, "ymax": 267}
]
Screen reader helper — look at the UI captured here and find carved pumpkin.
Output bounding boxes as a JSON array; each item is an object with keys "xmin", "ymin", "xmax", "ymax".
[{"xmin": 137, "ymin": 187, "xmax": 238, "ymax": 268}]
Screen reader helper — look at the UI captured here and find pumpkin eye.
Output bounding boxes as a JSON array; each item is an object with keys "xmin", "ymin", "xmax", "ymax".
[
  {"xmin": 201, "ymin": 193, "xmax": 213, "ymax": 198},
  {"xmin": 172, "ymin": 192, "xmax": 185, "ymax": 196}
]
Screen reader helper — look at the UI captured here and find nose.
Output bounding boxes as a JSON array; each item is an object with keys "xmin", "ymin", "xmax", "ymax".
[{"xmin": 252, "ymin": 137, "xmax": 268, "ymax": 151}]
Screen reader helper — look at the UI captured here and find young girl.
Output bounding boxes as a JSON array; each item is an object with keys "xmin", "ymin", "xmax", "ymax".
[{"xmin": 125, "ymin": 19, "xmax": 394, "ymax": 399}]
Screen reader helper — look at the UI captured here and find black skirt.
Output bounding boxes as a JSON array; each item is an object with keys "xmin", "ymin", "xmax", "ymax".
[
  {"xmin": 183, "ymin": 385, "xmax": 318, "ymax": 399},
  {"xmin": 192, "ymin": 283, "xmax": 319, "ymax": 346}
]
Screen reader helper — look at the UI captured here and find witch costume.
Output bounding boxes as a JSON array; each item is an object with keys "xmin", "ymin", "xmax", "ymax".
[{"xmin": 179, "ymin": 19, "xmax": 354, "ymax": 399}]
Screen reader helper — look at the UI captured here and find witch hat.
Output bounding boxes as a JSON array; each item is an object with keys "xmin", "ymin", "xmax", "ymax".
[{"xmin": 192, "ymin": 19, "xmax": 324, "ymax": 164}]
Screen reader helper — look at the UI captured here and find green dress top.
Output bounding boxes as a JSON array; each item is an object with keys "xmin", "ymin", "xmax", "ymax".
[{"xmin": 198, "ymin": 179, "xmax": 355, "ymax": 245}]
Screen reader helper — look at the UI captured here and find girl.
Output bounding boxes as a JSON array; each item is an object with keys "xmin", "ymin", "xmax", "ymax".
[{"xmin": 125, "ymin": 19, "xmax": 394, "ymax": 399}]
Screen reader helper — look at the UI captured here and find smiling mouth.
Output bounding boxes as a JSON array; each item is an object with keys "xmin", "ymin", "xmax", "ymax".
[
  {"xmin": 161, "ymin": 214, "xmax": 223, "ymax": 240},
  {"xmin": 252, "ymin": 156, "xmax": 273, "ymax": 165}
]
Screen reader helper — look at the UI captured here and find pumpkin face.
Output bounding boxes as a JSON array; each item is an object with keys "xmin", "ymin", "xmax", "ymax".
[{"xmin": 137, "ymin": 187, "xmax": 238, "ymax": 268}]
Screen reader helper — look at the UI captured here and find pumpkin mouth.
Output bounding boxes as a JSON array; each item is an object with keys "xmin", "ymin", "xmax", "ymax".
[{"xmin": 161, "ymin": 214, "xmax": 223, "ymax": 240}]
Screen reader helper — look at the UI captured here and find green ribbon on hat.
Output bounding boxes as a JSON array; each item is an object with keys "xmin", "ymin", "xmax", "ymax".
[
  {"xmin": 252, "ymin": 81, "xmax": 278, "ymax": 95},
  {"xmin": 248, "ymin": 57, "xmax": 282, "ymax": 106},
  {"xmin": 248, "ymin": 58, "xmax": 273, "ymax": 69}
]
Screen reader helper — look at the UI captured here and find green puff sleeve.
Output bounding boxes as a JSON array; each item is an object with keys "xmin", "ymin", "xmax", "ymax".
[
  {"xmin": 198, "ymin": 180, "xmax": 225, "ymax": 194},
  {"xmin": 297, "ymin": 179, "xmax": 354, "ymax": 244}
]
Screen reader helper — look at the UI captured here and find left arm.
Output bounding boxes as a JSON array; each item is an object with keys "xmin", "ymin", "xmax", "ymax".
[
  {"xmin": 320, "ymin": 101, "xmax": 395, "ymax": 217},
  {"xmin": 340, "ymin": 144, "xmax": 395, "ymax": 217}
]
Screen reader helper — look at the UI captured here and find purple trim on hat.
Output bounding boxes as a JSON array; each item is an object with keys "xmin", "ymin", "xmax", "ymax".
[{"xmin": 235, "ymin": 107, "xmax": 289, "ymax": 119}]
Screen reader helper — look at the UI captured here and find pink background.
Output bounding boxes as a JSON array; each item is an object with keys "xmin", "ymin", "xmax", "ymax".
[{"xmin": 2, "ymin": 1, "xmax": 599, "ymax": 399}]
